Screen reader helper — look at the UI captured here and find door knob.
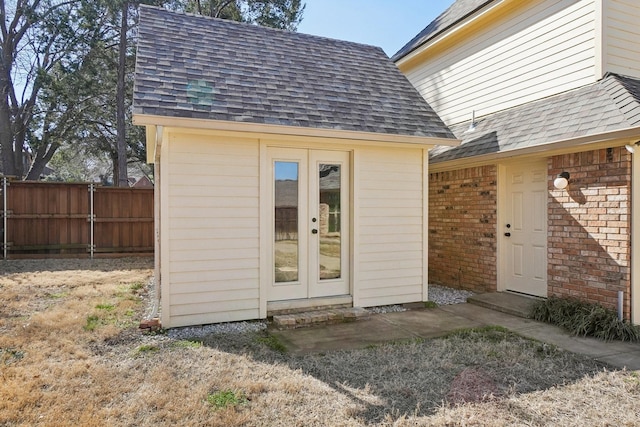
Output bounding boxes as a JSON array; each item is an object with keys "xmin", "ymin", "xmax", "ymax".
[
  {"xmin": 504, "ymin": 232, "xmax": 511, "ymax": 237},
  {"xmin": 312, "ymin": 229, "xmax": 318, "ymax": 234}
]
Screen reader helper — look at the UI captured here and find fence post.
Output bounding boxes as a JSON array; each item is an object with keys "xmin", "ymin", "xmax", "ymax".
[
  {"xmin": 89, "ymin": 183, "xmax": 95, "ymax": 259},
  {"xmin": 2, "ymin": 176, "xmax": 7, "ymax": 259}
]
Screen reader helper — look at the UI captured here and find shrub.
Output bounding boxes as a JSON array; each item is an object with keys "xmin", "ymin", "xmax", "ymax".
[{"xmin": 530, "ymin": 296, "xmax": 640, "ymax": 342}]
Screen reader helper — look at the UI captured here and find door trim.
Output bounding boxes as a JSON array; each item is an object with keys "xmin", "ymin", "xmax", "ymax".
[{"xmin": 260, "ymin": 144, "xmax": 352, "ymax": 311}]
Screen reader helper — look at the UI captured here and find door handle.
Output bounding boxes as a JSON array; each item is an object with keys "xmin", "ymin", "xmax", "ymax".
[
  {"xmin": 504, "ymin": 232, "xmax": 511, "ymax": 237},
  {"xmin": 312, "ymin": 229, "xmax": 318, "ymax": 234}
]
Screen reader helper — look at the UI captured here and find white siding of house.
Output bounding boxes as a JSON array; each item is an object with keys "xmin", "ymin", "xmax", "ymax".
[
  {"xmin": 163, "ymin": 132, "xmax": 260, "ymax": 327},
  {"xmin": 605, "ymin": 0, "xmax": 640, "ymax": 78},
  {"xmin": 355, "ymin": 147, "xmax": 425, "ymax": 307},
  {"xmin": 404, "ymin": 0, "xmax": 598, "ymax": 126}
]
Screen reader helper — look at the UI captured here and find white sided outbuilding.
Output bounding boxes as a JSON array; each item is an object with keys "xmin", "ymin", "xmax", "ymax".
[{"xmin": 133, "ymin": 6, "xmax": 458, "ymax": 328}]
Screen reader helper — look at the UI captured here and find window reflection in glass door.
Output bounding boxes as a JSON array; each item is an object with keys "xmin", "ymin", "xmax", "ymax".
[
  {"xmin": 318, "ymin": 163, "xmax": 341, "ymax": 280},
  {"xmin": 274, "ymin": 161, "xmax": 299, "ymax": 283}
]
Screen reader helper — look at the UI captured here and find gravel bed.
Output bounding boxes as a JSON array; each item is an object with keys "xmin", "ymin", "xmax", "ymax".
[
  {"xmin": 367, "ymin": 305, "xmax": 407, "ymax": 314},
  {"xmin": 157, "ymin": 284, "xmax": 473, "ymax": 337},
  {"xmin": 167, "ymin": 320, "xmax": 268, "ymax": 340},
  {"xmin": 428, "ymin": 284, "xmax": 474, "ymax": 305}
]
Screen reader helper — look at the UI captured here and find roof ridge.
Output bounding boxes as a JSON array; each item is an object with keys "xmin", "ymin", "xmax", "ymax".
[
  {"xmin": 392, "ymin": 0, "xmax": 495, "ymax": 61},
  {"xmin": 134, "ymin": 6, "xmax": 456, "ymax": 140},
  {"xmin": 600, "ymin": 73, "xmax": 640, "ymax": 127},
  {"xmin": 139, "ymin": 4, "xmax": 386, "ymax": 55}
]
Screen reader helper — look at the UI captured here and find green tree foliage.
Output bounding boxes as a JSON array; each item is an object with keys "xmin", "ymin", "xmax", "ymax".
[
  {"xmin": 1, "ymin": 0, "xmax": 304, "ymax": 182},
  {"xmin": 184, "ymin": 0, "xmax": 304, "ymax": 30},
  {"xmin": 0, "ymin": 0, "xmax": 103, "ymax": 179}
]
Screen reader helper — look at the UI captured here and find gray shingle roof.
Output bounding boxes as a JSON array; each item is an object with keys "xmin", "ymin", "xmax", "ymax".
[
  {"xmin": 392, "ymin": 0, "xmax": 494, "ymax": 61},
  {"xmin": 430, "ymin": 73, "xmax": 640, "ymax": 163},
  {"xmin": 134, "ymin": 6, "xmax": 455, "ymax": 140}
]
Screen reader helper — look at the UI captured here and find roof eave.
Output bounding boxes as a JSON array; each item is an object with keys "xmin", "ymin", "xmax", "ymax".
[
  {"xmin": 133, "ymin": 113, "xmax": 460, "ymax": 148},
  {"xmin": 429, "ymin": 125, "xmax": 640, "ymax": 172},
  {"xmin": 395, "ymin": 0, "xmax": 515, "ymax": 71}
]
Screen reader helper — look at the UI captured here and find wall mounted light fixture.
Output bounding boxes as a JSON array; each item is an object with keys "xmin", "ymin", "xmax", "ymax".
[
  {"xmin": 554, "ymin": 171, "xmax": 570, "ymax": 190},
  {"xmin": 625, "ymin": 141, "xmax": 640, "ymax": 153}
]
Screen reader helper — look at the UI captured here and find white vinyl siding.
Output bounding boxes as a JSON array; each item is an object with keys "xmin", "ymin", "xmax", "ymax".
[
  {"xmin": 405, "ymin": 0, "xmax": 598, "ymax": 126},
  {"xmin": 356, "ymin": 147, "xmax": 425, "ymax": 307},
  {"xmin": 605, "ymin": 0, "xmax": 640, "ymax": 78},
  {"xmin": 165, "ymin": 133, "xmax": 260, "ymax": 327}
]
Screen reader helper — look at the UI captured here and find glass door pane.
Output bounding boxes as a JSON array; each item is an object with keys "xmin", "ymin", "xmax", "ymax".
[
  {"xmin": 274, "ymin": 161, "xmax": 299, "ymax": 283},
  {"xmin": 318, "ymin": 163, "xmax": 341, "ymax": 280}
]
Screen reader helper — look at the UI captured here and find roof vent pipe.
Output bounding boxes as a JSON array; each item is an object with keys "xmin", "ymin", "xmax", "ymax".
[{"xmin": 465, "ymin": 110, "xmax": 476, "ymax": 133}]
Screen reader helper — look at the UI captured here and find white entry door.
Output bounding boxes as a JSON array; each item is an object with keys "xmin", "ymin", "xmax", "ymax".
[
  {"xmin": 503, "ymin": 160, "xmax": 548, "ymax": 297},
  {"xmin": 268, "ymin": 148, "xmax": 350, "ymax": 301}
]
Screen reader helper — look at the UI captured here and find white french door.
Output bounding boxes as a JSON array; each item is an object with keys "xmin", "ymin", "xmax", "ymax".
[{"xmin": 267, "ymin": 147, "xmax": 350, "ymax": 301}]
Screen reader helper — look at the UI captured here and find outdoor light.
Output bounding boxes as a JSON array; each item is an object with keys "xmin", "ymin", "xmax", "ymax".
[
  {"xmin": 625, "ymin": 141, "xmax": 640, "ymax": 153},
  {"xmin": 553, "ymin": 171, "xmax": 570, "ymax": 190}
]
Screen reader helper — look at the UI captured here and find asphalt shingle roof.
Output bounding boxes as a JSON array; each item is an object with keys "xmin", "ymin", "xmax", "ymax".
[
  {"xmin": 429, "ymin": 73, "xmax": 640, "ymax": 163},
  {"xmin": 392, "ymin": 0, "xmax": 494, "ymax": 61},
  {"xmin": 133, "ymin": 6, "xmax": 455, "ymax": 141}
]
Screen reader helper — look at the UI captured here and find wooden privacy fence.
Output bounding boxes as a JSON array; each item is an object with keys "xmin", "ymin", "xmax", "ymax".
[{"xmin": 1, "ymin": 177, "xmax": 154, "ymax": 259}]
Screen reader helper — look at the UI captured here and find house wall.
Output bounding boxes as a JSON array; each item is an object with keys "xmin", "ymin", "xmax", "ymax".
[
  {"xmin": 355, "ymin": 147, "xmax": 427, "ymax": 307},
  {"xmin": 402, "ymin": 0, "xmax": 598, "ymax": 126},
  {"xmin": 162, "ymin": 131, "xmax": 261, "ymax": 327},
  {"xmin": 428, "ymin": 165, "xmax": 498, "ymax": 293},
  {"xmin": 604, "ymin": 0, "xmax": 640, "ymax": 78},
  {"xmin": 548, "ymin": 147, "xmax": 632, "ymax": 318}
]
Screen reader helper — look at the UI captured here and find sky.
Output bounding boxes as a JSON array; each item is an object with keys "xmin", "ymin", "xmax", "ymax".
[{"xmin": 297, "ymin": 0, "xmax": 455, "ymax": 57}]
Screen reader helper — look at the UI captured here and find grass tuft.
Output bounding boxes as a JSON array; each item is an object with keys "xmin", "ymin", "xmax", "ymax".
[
  {"xmin": 424, "ymin": 301, "xmax": 438, "ymax": 309},
  {"xmin": 206, "ymin": 390, "xmax": 248, "ymax": 410},
  {"xmin": 130, "ymin": 282, "xmax": 145, "ymax": 292},
  {"xmin": 47, "ymin": 292, "xmax": 68, "ymax": 299},
  {"xmin": 442, "ymin": 325, "xmax": 512, "ymax": 342},
  {"xmin": 255, "ymin": 334, "xmax": 287, "ymax": 353},
  {"xmin": 530, "ymin": 296, "xmax": 640, "ymax": 342},
  {"xmin": 171, "ymin": 340, "xmax": 203, "ymax": 349},
  {"xmin": 84, "ymin": 315, "xmax": 100, "ymax": 331},
  {"xmin": 95, "ymin": 303, "xmax": 115, "ymax": 311},
  {"xmin": 133, "ymin": 344, "xmax": 159, "ymax": 356}
]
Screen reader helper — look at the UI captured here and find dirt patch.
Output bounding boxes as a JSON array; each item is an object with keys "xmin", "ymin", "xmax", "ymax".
[
  {"xmin": 1, "ymin": 258, "xmax": 639, "ymax": 426},
  {"xmin": 446, "ymin": 368, "xmax": 500, "ymax": 404}
]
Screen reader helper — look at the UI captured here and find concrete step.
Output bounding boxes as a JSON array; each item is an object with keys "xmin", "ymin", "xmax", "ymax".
[
  {"xmin": 467, "ymin": 292, "xmax": 540, "ymax": 319},
  {"xmin": 272, "ymin": 307, "xmax": 370, "ymax": 329}
]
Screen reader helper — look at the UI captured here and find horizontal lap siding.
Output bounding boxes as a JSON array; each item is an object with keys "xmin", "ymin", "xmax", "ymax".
[
  {"xmin": 166, "ymin": 133, "xmax": 260, "ymax": 327},
  {"xmin": 405, "ymin": 0, "xmax": 597, "ymax": 126},
  {"xmin": 605, "ymin": 0, "xmax": 640, "ymax": 78},
  {"xmin": 357, "ymin": 148, "xmax": 424, "ymax": 307}
]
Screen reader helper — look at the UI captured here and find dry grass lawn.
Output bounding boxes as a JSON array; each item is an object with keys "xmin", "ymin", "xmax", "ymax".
[{"xmin": 1, "ymin": 258, "xmax": 639, "ymax": 426}]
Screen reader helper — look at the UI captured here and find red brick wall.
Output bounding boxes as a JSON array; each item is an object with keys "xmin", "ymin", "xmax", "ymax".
[
  {"xmin": 429, "ymin": 166, "xmax": 497, "ymax": 293},
  {"xmin": 548, "ymin": 148, "xmax": 631, "ymax": 318}
]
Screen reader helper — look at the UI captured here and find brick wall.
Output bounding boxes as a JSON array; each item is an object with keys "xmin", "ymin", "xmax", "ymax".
[
  {"xmin": 429, "ymin": 165, "xmax": 497, "ymax": 292},
  {"xmin": 548, "ymin": 147, "xmax": 631, "ymax": 318}
]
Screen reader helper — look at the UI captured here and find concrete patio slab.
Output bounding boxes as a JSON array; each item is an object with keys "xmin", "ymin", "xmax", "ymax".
[{"xmin": 269, "ymin": 302, "xmax": 640, "ymax": 370}]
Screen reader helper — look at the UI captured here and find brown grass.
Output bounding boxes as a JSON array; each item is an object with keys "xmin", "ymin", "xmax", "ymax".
[{"xmin": 1, "ymin": 258, "xmax": 639, "ymax": 426}]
